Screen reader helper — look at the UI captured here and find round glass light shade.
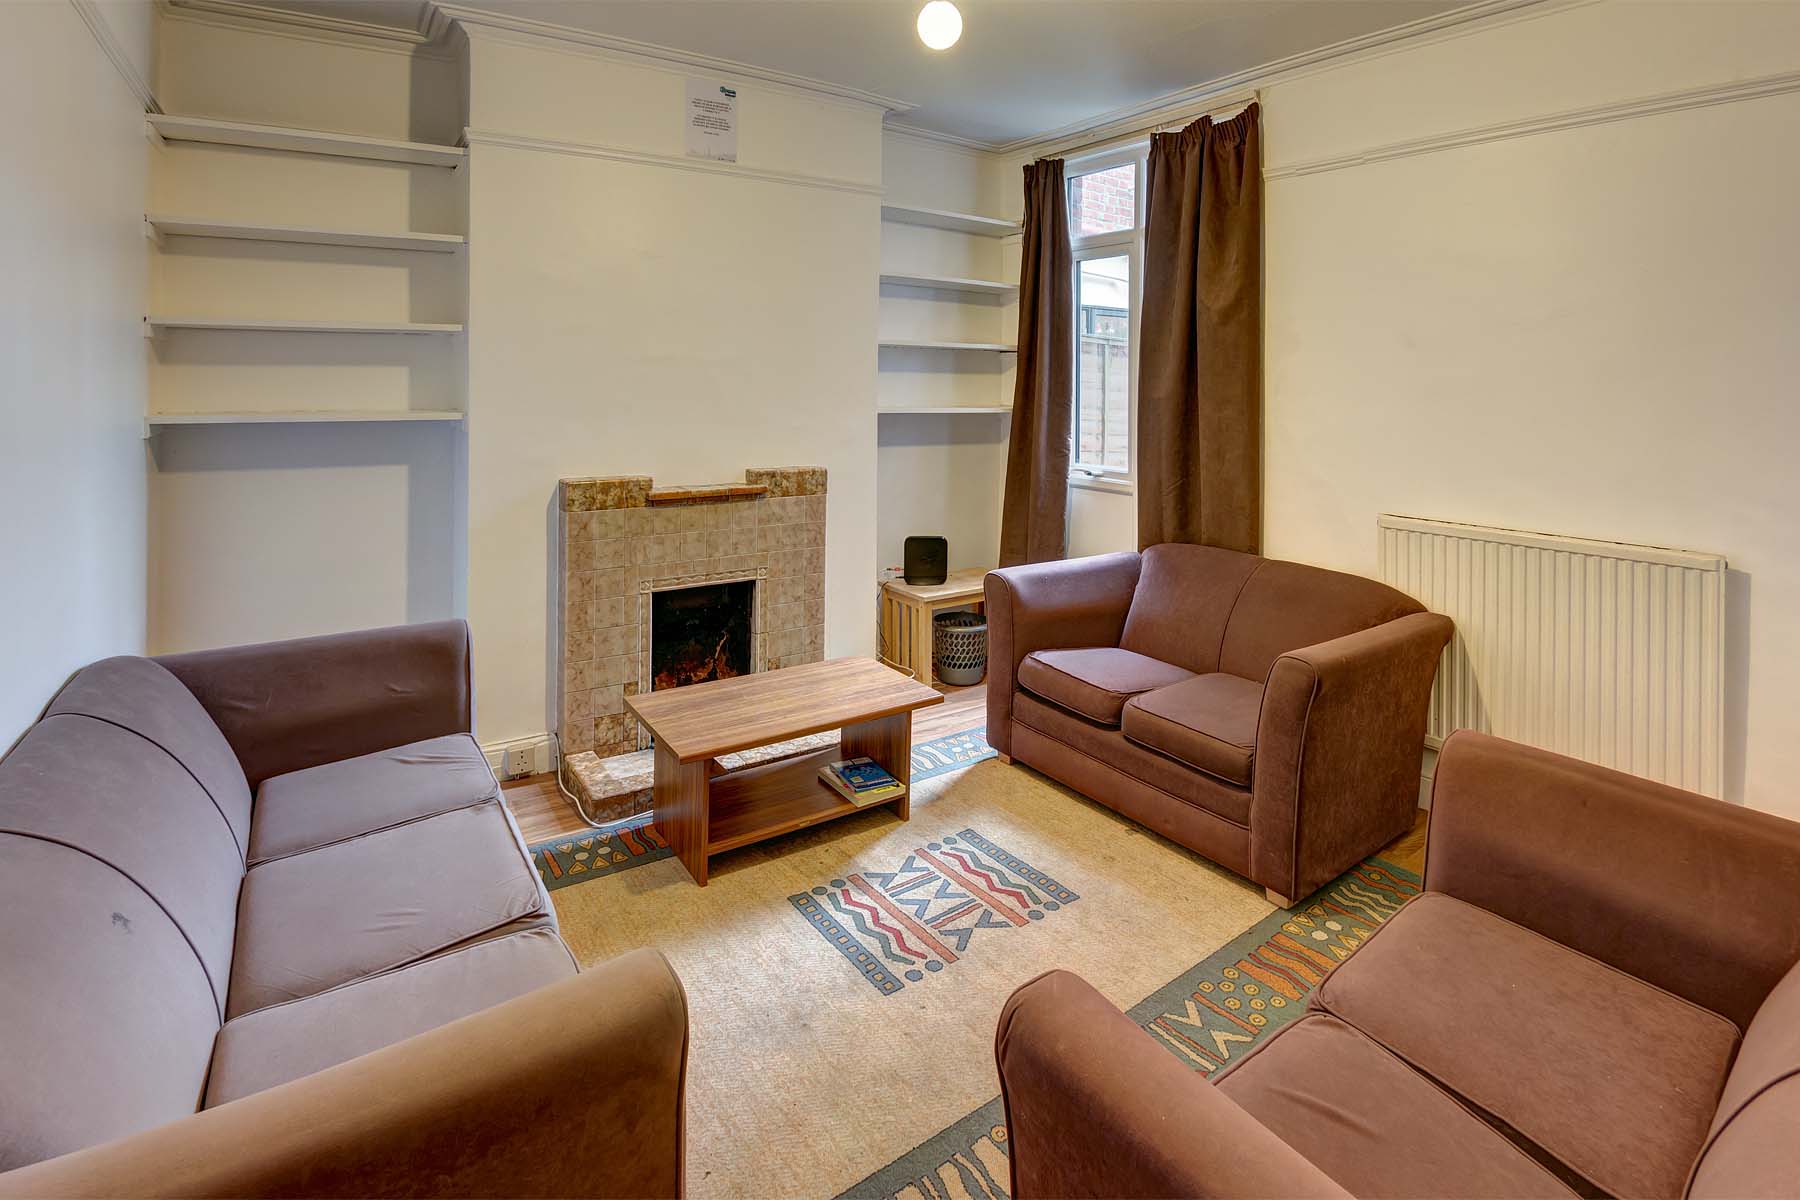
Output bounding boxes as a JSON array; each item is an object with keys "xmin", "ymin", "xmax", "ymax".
[{"xmin": 917, "ymin": 1, "xmax": 962, "ymax": 50}]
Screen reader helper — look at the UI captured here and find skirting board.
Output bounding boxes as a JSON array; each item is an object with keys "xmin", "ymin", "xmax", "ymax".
[{"xmin": 483, "ymin": 732, "xmax": 557, "ymax": 781}]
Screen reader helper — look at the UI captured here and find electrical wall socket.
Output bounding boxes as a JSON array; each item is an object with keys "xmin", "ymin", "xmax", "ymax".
[{"xmin": 495, "ymin": 739, "xmax": 551, "ymax": 780}]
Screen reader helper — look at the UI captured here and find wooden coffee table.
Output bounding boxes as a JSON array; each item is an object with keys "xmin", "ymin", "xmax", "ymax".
[{"xmin": 626, "ymin": 657, "xmax": 944, "ymax": 885}]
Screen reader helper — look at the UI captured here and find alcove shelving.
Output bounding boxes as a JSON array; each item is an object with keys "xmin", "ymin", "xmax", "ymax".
[{"xmin": 144, "ymin": 112, "xmax": 468, "ymax": 434}]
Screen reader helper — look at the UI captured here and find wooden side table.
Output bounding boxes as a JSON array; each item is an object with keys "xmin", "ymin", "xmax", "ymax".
[{"xmin": 880, "ymin": 567, "xmax": 990, "ymax": 687}]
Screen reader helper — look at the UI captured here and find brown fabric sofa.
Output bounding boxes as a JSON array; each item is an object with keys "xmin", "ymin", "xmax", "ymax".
[
  {"xmin": 0, "ymin": 621, "xmax": 688, "ymax": 1199},
  {"xmin": 994, "ymin": 731, "xmax": 1800, "ymax": 1199},
  {"xmin": 986, "ymin": 545, "xmax": 1452, "ymax": 903}
]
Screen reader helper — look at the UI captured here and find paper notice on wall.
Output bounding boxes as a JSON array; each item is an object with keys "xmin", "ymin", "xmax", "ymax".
[{"xmin": 685, "ymin": 79, "xmax": 738, "ymax": 162}]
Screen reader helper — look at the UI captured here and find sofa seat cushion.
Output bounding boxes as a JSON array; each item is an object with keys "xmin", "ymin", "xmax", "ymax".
[
  {"xmin": 1121, "ymin": 673, "xmax": 1261, "ymax": 785},
  {"xmin": 228, "ymin": 799, "xmax": 553, "ymax": 1019},
  {"xmin": 1017, "ymin": 647, "xmax": 1195, "ymax": 726},
  {"xmin": 1216, "ymin": 1013, "xmax": 1575, "ymax": 1198},
  {"xmin": 205, "ymin": 927, "xmax": 575, "ymax": 1107},
  {"xmin": 1312, "ymin": 893, "xmax": 1740, "ymax": 1199},
  {"xmin": 248, "ymin": 733, "xmax": 499, "ymax": 865}
]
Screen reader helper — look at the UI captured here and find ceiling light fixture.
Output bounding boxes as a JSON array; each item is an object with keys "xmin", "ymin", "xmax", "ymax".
[{"xmin": 916, "ymin": 1, "xmax": 962, "ymax": 50}]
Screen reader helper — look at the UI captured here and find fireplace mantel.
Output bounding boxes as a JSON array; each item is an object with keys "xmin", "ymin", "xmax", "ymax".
[{"xmin": 556, "ymin": 467, "xmax": 827, "ymax": 820}]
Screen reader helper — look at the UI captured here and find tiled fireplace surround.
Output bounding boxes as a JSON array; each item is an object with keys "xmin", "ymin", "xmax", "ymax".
[{"xmin": 558, "ymin": 467, "xmax": 827, "ymax": 821}]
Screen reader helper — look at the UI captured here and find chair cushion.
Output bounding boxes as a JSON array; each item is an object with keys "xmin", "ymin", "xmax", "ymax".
[
  {"xmin": 1122, "ymin": 673, "xmax": 1262, "ymax": 785},
  {"xmin": 1312, "ymin": 893, "xmax": 1740, "ymax": 1199},
  {"xmin": 1689, "ymin": 958, "xmax": 1800, "ymax": 1197},
  {"xmin": 1118, "ymin": 544, "xmax": 1263, "ymax": 674},
  {"xmin": 228, "ymin": 799, "xmax": 552, "ymax": 1019},
  {"xmin": 1216, "ymin": 1013, "xmax": 1575, "ymax": 1198},
  {"xmin": 249, "ymin": 733, "xmax": 500, "ymax": 865},
  {"xmin": 1017, "ymin": 647, "xmax": 1194, "ymax": 725},
  {"xmin": 45, "ymin": 656, "xmax": 253, "ymax": 858},
  {"xmin": 205, "ymin": 927, "xmax": 576, "ymax": 1107},
  {"xmin": 0, "ymin": 715, "xmax": 242, "ymax": 1013},
  {"xmin": 0, "ymin": 835, "xmax": 220, "ymax": 1172}
]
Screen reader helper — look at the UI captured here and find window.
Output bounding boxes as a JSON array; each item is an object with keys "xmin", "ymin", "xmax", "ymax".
[{"xmin": 1067, "ymin": 149, "xmax": 1146, "ymax": 488}]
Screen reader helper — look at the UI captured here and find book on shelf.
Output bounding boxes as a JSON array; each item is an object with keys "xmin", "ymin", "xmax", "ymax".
[
  {"xmin": 819, "ymin": 759, "xmax": 904, "ymax": 807},
  {"xmin": 836, "ymin": 757, "xmax": 895, "ymax": 791}
]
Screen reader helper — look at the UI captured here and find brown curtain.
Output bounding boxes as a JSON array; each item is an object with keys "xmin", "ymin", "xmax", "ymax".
[
  {"xmin": 1137, "ymin": 103, "xmax": 1263, "ymax": 553},
  {"xmin": 999, "ymin": 158, "xmax": 1074, "ymax": 567}
]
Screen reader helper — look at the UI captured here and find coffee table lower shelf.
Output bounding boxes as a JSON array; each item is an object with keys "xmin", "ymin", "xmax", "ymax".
[{"xmin": 707, "ymin": 747, "xmax": 905, "ymax": 855}]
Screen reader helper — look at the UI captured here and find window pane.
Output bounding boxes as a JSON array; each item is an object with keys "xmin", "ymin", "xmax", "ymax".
[
  {"xmin": 1068, "ymin": 163, "xmax": 1136, "ymax": 236},
  {"xmin": 1076, "ymin": 255, "xmax": 1131, "ymax": 472}
]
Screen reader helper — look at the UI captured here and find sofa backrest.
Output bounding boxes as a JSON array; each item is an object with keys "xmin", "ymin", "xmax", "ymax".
[
  {"xmin": 1687, "ymin": 958, "xmax": 1800, "ymax": 1197},
  {"xmin": 0, "ymin": 659, "xmax": 249, "ymax": 1172},
  {"xmin": 1119, "ymin": 544, "xmax": 1263, "ymax": 674},
  {"xmin": 1218, "ymin": 559, "xmax": 1425, "ymax": 681},
  {"xmin": 1120, "ymin": 545, "xmax": 1426, "ymax": 682}
]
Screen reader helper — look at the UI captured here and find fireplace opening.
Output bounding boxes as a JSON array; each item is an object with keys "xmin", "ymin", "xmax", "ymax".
[{"xmin": 650, "ymin": 580, "xmax": 755, "ymax": 691}]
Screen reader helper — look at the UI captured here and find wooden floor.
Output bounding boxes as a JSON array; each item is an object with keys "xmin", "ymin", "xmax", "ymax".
[{"xmin": 501, "ymin": 678, "xmax": 1428, "ymax": 875}]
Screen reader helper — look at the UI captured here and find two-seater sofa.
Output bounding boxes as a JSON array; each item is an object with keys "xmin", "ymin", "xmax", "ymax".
[
  {"xmin": 986, "ymin": 544, "xmax": 1452, "ymax": 904},
  {"xmin": 996, "ymin": 731, "xmax": 1800, "ymax": 1198},
  {"xmin": 0, "ymin": 621, "xmax": 687, "ymax": 1198}
]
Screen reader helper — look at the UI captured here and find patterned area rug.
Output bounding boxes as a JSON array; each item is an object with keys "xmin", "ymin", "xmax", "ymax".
[
  {"xmin": 838, "ymin": 856, "xmax": 1420, "ymax": 1200},
  {"xmin": 529, "ymin": 730, "xmax": 997, "ymax": 890},
  {"xmin": 538, "ymin": 729, "xmax": 1417, "ymax": 1200}
]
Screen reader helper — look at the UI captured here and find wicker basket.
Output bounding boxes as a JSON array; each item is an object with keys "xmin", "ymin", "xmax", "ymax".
[{"xmin": 932, "ymin": 611, "xmax": 988, "ymax": 686}]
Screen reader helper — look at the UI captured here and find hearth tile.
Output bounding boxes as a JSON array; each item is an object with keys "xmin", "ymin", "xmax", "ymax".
[
  {"xmin": 597, "ymin": 655, "xmax": 636, "ymax": 687},
  {"xmin": 620, "ymin": 508, "xmax": 652, "ymax": 537},
  {"xmin": 591, "ymin": 596, "xmax": 630, "ymax": 629},
  {"xmin": 563, "ymin": 688, "xmax": 594, "ymax": 723},
  {"xmin": 798, "ymin": 522, "xmax": 825, "ymax": 548},
  {"xmin": 595, "ymin": 625, "xmax": 635, "ymax": 658},
  {"xmin": 566, "ymin": 600, "xmax": 593, "ymax": 633},
  {"xmin": 803, "ymin": 596, "xmax": 824, "ymax": 626},
  {"xmin": 799, "ymin": 547, "xmax": 824, "ymax": 575},
  {"xmin": 567, "ymin": 511, "xmax": 602, "ymax": 542},
  {"xmin": 677, "ymin": 531, "xmax": 707, "ymax": 559},
  {"xmin": 567, "ymin": 539, "xmax": 599, "ymax": 572},
  {"xmin": 591, "ymin": 568, "xmax": 627, "ymax": 597},
  {"xmin": 592, "ymin": 684, "xmax": 624, "ymax": 716},
  {"xmin": 802, "ymin": 495, "xmax": 826, "ymax": 523},
  {"xmin": 767, "ymin": 602, "xmax": 803, "ymax": 631},
  {"xmin": 769, "ymin": 627, "xmax": 802, "ymax": 659},
  {"xmin": 802, "ymin": 624, "xmax": 825, "ymax": 658},
  {"xmin": 593, "ymin": 539, "xmax": 632, "ymax": 569},
  {"xmin": 565, "ymin": 628, "xmax": 596, "ymax": 661},
  {"xmin": 802, "ymin": 572, "xmax": 825, "ymax": 605},
  {"xmin": 567, "ymin": 658, "xmax": 598, "ymax": 691},
  {"xmin": 561, "ymin": 721, "xmax": 594, "ymax": 753},
  {"xmin": 561, "ymin": 475, "xmax": 652, "ymax": 512}
]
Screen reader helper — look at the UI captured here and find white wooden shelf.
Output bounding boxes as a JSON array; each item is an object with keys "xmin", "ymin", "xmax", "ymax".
[
  {"xmin": 148, "ymin": 114, "xmax": 466, "ymax": 167},
  {"xmin": 146, "ymin": 215, "xmax": 465, "ymax": 253},
  {"xmin": 878, "ymin": 406, "xmax": 1013, "ymax": 415},
  {"xmin": 880, "ymin": 273, "xmax": 1018, "ymax": 297},
  {"xmin": 880, "ymin": 204, "xmax": 1020, "ymax": 237},
  {"xmin": 879, "ymin": 339, "xmax": 1018, "ymax": 352},
  {"xmin": 146, "ymin": 316, "xmax": 463, "ymax": 336},
  {"xmin": 145, "ymin": 410, "xmax": 464, "ymax": 434}
]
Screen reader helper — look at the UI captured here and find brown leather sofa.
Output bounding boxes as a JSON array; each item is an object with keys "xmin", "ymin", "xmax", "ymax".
[
  {"xmin": 986, "ymin": 545, "xmax": 1452, "ymax": 904},
  {"xmin": 0, "ymin": 621, "xmax": 688, "ymax": 1199},
  {"xmin": 995, "ymin": 731, "xmax": 1800, "ymax": 1198}
]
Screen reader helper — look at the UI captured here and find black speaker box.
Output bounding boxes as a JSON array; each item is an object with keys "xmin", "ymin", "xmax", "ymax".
[{"xmin": 903, "ymin": 536, "xmax": 948, "ymax": 586}]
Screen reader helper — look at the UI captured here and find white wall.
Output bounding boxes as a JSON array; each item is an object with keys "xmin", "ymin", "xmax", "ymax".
[
  {"xmin": 877, "ymin": 130, "xmax": 1015, "ymax": 573},
  {"xmin": 145, "ymin": 11, "xmax": 464, "ymax": 652},
  {"xmin": 464, "ymin": 31, "xmax": 885, "ymax": 746},
  {"xmin": 0, "ymin": 1, "xmax": 151, "ymax": 748},
  {"xmin": 1257, "ymin": 0, "xmax": 1800, "ymax": 811}
]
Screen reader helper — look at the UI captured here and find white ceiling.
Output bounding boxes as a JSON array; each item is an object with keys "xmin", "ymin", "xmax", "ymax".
[{"xmin": 246, "ymin": 0, "xmax": 1472, "ymax": 147}]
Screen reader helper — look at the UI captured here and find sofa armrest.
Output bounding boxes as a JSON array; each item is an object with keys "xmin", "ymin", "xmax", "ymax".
[
  {"xmin": 0, "ymin": 948, "xmax": 688, "ymax": 1199},
  {"xmin": 984, "ymin": 552, "xmax": 1141, "ymax": 754},
  {"xmin": 157, "ymin": 620, "xmax": 475, "ymax": 789},
  {"xmin": 996, "ymin": 970, "xmax": 1349, "ymax": 1199},
  {"xmin": 1251, "ymin": 611, "xmax": 1453, "ymax": 899},
  {"xmin": 1427, "ymin": 731, "xmax": 1800, "ymax": 1029}
]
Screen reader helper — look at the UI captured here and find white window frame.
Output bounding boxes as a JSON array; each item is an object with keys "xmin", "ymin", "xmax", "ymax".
[{"xmin": 1067, "ymin": 144, "xmax": 1148, "ymax": 494}]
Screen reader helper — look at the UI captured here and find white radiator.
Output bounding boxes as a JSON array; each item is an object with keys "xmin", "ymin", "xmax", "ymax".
[{"xmin": 1377, "ymin": 515, "xmax": 1727, "ymax": 797}]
